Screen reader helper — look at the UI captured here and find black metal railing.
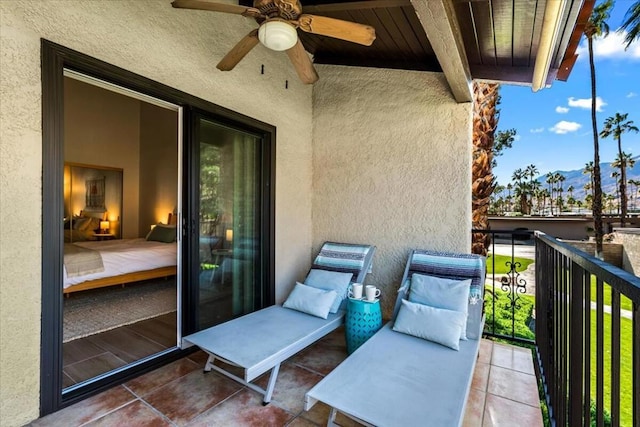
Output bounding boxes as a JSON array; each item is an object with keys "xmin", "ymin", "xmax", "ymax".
[
  {"xmin": 536, "ymin": 232, "xmax": 640, "ymax": 427},
  {"xmin": 473, "ymin": 228, "xmax": 536, "ymax": 344}
]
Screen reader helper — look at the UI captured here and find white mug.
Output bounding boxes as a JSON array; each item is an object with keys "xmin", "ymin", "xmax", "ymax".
[
  {"xmin": 365, "ymin": 285, "xmax": 381, "ymax": 301},
  {"xmin": 349, "ymin": 283, "xmax": 363, "ymax": 299}
]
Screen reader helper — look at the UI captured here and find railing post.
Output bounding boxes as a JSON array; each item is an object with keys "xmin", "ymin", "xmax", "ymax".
[
  {"xmin": 634, "ymin": 302, "xmax": 639, "ymax": 427},
  {"xmin": 569, "ymin": 261, "xmax": 584, "ymax": 426},
  {"xmin": 532, "ymin": 232, "xmax": 640, "ymax": 427}
]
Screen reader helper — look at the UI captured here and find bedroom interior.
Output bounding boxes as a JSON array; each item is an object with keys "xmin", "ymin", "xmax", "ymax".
[
  {"xmin": 59, "ymin": 69, "xmax": 267, "ymax": 392},
  {"xmin": 61, "ymin": 74, "xmax": 180, "ymax": 387}
]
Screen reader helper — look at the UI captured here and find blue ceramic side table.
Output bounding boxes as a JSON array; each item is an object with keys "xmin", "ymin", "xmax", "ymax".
[{"xmin": 345, "ymin": 298, "xmax": 382, "ymax": 354}]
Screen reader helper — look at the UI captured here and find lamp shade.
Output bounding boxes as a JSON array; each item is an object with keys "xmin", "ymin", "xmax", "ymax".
[
  {"xmin": 258, "ymin": 21, "xmax": 298, "ymax": 51},
  {"xmin": 100, "ymin": 221, "xmax": 109, "ymax": 232}
]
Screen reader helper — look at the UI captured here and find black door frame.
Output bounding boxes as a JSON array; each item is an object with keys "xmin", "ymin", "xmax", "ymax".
[{"xmin": 41, "ymin": 39, "xmax": 275, "ymax": 415}]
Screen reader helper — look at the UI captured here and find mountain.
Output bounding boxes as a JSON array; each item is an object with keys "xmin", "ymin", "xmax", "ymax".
[{"xmin": 535, "ymin": 155, "xmax": 640, "ymax": 201}]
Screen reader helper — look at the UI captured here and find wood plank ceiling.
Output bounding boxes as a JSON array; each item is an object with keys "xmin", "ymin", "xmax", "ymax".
[{"xmin": 236, "ymin": 0, "xmax": 588, "ymax": 91}]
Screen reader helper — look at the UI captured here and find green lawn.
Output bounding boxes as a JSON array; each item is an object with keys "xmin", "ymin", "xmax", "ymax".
[
  {"xmin": 486, "ymin": 254, "xmax": 534, "ymax": 275},
  {"xmin": 589, "ymin": 313, "xmax": 633, "ymax": 426},
  {"xmin": 589, "ymin": 277, "xmax": 633, "ymax": 311}
]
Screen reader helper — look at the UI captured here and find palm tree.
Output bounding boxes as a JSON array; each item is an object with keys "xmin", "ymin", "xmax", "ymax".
[
  {"xmin": 629, "ymin": 179, "xmax": 640, "ymax": 210},
  {"xmin": 557, "ymin": 174, "xmax": 566, "ymax": 213},
  {"xmin": 546, "ymin": 172, "xmax": 556, "ymax": 215},
  {"xmin": 512, "ymin": 168, "xmax": 528, "ymax": 213},
  {"xmin": 600, "ymin": 112, "xmax": 639, "ymax": 226},
  {"xmin": 525, "ymin": 164, "xmax": 539, "ymax": 212},
  {"xmin": 492, "ymin": 129, "xmax": 517, "ymax": 168},
  {"xmin": 471, "ymin": 82, "xmax": 500, "ymax": 255},
  {"xmin": 584, "ymin": 0, "xmax": 613, "ymax": 258},
  {"xmin": 620, "ymin": 1, "xmax": 640, "ymax": 49},
  {"xmin": 611, "ymin": 170, "xmax": 620, "ymax": 214},
  {"xmin": 613, "ymin": 152, "xmax": 636, "ymax": 214},
  {"xmin": 541, "ymin": 188, "xmax": 550, "ymax": 215}
]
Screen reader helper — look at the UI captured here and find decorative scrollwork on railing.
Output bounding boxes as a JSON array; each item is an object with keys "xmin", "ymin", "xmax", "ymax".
[{"xmin": 500, "ymin": 260, "xmax": 528, "ymax": 309}]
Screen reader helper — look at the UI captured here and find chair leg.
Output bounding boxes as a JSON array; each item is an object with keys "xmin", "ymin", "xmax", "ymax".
[
  {"xmin": 204, "ymin": 354, "xmax": 215, "ymax": 373},
  {"xmin": 262, "ymin": 363, "xmax": 280, "ymax": 405},
  {"xmin": 327, "ymin": 407, "xmax": 338, "ymax": 426}
]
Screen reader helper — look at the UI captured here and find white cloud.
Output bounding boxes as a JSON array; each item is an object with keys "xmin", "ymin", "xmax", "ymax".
[
  {"xmin": 555, "ymin": 106, "xmax": 569, "ymax": 113},
  {"xmin": 530, "ymin": 127, "xmax": 545, "ymax": 133},
  {"xmin": 568, "ymin": 96, "xmax": 607, "ymax": 112},
  {"xmin": 627, "ymin": 92, "xmax": 637, "ymax": 98},
  {"xmin": 549, "ymin": 121, "xmax": 582, "ymax": 134},
  {"xmin": 576, "ymin": 31, "xmax": 640, "ymax": 61}
]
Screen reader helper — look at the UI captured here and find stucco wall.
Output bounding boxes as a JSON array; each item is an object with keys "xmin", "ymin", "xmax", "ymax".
[
  {"xmin": 613, "ymin": 229, "xmax": 640, "ymax": 275},
  {"xmin": 64, "ymin": 78, "xmax": 142, "ymax": 238},
  {"xmin": 139, "ymin": 103, "xmax": 179, "ymax": 235},
  {"xmin": 312, "ymin": 66, "xmax": 472, "ymax": 318},
  {"xmin": 0, "ymin": 1, "xmax": 312, "ymax": 425}
]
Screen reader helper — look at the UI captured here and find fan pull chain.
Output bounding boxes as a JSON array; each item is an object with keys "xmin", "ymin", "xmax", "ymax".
[
  {"xmin": 285, "ymin": 80, "xmax": 288, "ymax": 89},
  {"xmin": 261, "ymin": 64, "xmax": 265, "ymax": 75}
]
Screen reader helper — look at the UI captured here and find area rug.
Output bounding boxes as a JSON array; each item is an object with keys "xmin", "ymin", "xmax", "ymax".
[{"xmin": 63, "ymin": 278, "xmax": 176, "ymax": 342}]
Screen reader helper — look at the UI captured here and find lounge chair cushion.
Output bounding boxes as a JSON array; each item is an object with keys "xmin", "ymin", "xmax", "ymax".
[
  {"xmin": 393, "ymin": 299, "xmax": 466, "ymax": 350},
  {"xmin": 304, "ymin": 269, "xmax": 353, "ymax": 313},
  {"xmin": 312, "ymin": 242, "xmax": 373, "ymax": 278},
  {"xmin": 409, "ymin": 274, "xmax": 472, "ymax": 340},
  {"xmin": 283, "ymin": 282, "xmax": 337, "ymax": 319}
]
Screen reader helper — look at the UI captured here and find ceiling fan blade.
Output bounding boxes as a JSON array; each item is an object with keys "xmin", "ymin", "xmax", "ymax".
[
  {"xmin": 297, "ymin": 14, "xmax": 376, "ymax": 46},
  {"xmin": 172, "ymin": 0, "xmax": 262, "ymax": 18},
  {"xmin": 286, "ymin": 40, "xmax": 319, "ymax": 84},
  {"xmin": 216, "ymin": 29, "xmax": 260, "ymax": 71}
]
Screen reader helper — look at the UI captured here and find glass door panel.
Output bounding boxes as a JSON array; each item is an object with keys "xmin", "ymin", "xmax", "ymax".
[{"xmin": 197, "ymin": 118, "xmax": 263, "ymax": 329}]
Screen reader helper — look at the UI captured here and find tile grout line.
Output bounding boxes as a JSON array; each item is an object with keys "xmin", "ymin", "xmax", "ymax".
[{"xmin": 77, "ymin": 390, "xmax": 140, "ymax": 427}]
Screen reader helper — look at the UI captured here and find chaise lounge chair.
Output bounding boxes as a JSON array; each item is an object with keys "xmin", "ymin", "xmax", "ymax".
[
  {"xmin": 182, "ymin": 241, "xmax": 376, "ymax": 405},
  {"xmin": 305, "ymin": 249, "xmax": 486, "ymax": 426}
]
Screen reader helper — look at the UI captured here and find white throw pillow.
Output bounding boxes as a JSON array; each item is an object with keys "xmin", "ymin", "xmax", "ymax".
[
  {"xmin": 304, "ymin": 269, "xmax": 353, "ymax": 313},
  {"xmin": 409, "ymin": 274, "xmax": 472, "ymax": 340},
  {"xmin": 392, "ymin": 299, "xmax": 466, "ymax": 351},
  {"xmin": 283, "ymin": 282, "xmax": 337, "ymax": 319}
]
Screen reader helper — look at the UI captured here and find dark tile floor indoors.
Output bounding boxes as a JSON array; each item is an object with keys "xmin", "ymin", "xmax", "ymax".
[{"xmin": 33, "ymin": 326, "xmax": 543, "ymax": 426}]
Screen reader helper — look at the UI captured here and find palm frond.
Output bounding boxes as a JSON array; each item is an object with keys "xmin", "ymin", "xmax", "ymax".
[{"xmin": 619, "ymin": 1, "xmax": 640, "ymax": 49}]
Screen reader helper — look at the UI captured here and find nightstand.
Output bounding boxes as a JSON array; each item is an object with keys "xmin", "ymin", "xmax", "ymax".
[{"xmin": 93, "ymin": 233, "xmax": 115, "ymax": 241}]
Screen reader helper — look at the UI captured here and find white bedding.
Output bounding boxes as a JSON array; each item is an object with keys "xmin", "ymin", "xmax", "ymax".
[{"xmin": 63, "ymin": 238, "xmax": 177, "ymax": 289}]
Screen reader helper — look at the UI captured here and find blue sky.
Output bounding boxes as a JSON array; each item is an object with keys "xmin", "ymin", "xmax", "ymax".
[{"xmin": 493, "ymin": 0, "xmax": 640, "ymax": 185}]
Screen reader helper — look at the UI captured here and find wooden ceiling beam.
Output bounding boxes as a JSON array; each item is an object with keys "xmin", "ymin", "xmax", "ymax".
[
  {"xmin": 303, "ymin": 0, "xmax": 411, "ymax": 13},
  {"xmin": 472, "ymin": 64, "xmax": 555, "ymax": 86},
  {"xmin": 410, "ymin": 0, "xmax": 472, "ymax": 103}
]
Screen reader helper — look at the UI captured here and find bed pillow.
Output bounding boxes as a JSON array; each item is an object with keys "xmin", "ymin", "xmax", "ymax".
[
  {"xmin": 392, "ymin": 299, "xmax": 466, "ymax": 351},
  {"xmin": 283, "ymin": 282, "xmax": 337, "ymax": 319},
  {"xmin": 72, "ymin": 217, "xmax": 90, "ymax": 231},
  {"xmin": 409, "ymin": 274, "xmax": 472, "ymax": 340},
  {"xmin": 304, "ymin": 269, "xmax": 353, "ymax": 313},
  {"xmin": 146, "ymin": 224, "xmax": 176, "ymax": 243}
]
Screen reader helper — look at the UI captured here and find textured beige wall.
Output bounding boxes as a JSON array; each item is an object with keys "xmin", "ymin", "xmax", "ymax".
[
  {"xmin": 0, "ymin": 1, "xmax": 312, "ymax": 425},
  {"xmin": 614, "ymin": 230, "xmax": 640, "ymax": 275},
  {"xmin": 312, "ymin": 66, "xmax": 472, "ymax": 318},
  {"xmin": 64, "ymin": 78, "xmax": 142, "ymax": 238},
  {"xmin": 139, "ymin": 103, "xmax": 179, "ymax": 235}
]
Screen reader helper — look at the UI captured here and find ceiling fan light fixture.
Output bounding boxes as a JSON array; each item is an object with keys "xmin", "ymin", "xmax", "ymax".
[{"xmin": 258, "ymin": 20, "xmax": 298, "ymax": 51}]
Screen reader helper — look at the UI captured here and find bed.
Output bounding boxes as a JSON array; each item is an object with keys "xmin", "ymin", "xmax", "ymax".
[{"xmin": 63, "ymin": 238, "xmax": 177, "ymax": 294}]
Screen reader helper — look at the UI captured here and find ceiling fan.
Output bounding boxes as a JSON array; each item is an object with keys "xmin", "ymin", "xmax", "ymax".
[{"xmin": 171, "ymin": 0, "xmax": 376, "ymax": 84}]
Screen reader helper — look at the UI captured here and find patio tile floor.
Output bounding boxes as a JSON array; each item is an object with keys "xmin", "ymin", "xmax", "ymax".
[{"xmin": 31, "ymin": 328, "xmax": 542, "ymax": 426}]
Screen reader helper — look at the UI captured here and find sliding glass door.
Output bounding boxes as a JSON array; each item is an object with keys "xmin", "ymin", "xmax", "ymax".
[{"xmin": 195, "ymin": 117, "xmax": 266, "ymax": 330}]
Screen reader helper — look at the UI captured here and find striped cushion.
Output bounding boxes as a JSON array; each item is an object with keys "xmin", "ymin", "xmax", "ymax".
[
  {"xmin": 409, "ymin": 250, "xmax": 486, "ymax": 304},
  {"xmin": 312, "ymin": 243, "xmax": 372, "ymax": 280}
]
